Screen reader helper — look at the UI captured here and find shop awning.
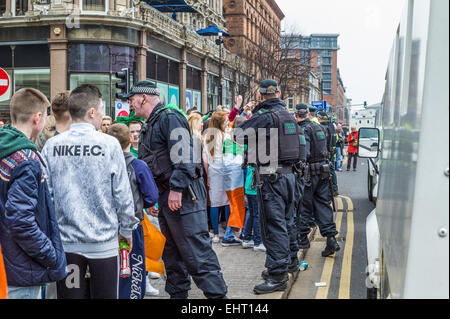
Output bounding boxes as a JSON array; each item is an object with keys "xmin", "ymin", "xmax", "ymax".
[
  {"xmin": 142, "ymin": 0, "xmax": 198, "ymax": 13},
  {"xmin": 196, "ymin": 25, "xmax": 230, "ymax": 37}
]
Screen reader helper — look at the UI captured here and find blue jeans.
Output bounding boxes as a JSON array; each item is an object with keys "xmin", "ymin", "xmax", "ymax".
[
  {"xmin": 242, "ymin": 194, "xmax": 262, "ymax": 246},
  {"xmin": 335, "ymin": 147, "xmax": 342, "ymax": 170},
  {"xmin": 210, "ymin": 206, "xmax": 235, "ymax": 241},
  {"xmin": 7, "ymin": 286, "xmax": 41, "ymax": 299}
]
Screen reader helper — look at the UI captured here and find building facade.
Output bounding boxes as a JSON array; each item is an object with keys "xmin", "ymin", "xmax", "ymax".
[
  {"xmin": 0, "ymin": 0, "xmax": 250, "ymax": 121},
  {"xmin": 285, "ymin": 33, "xmax": 342, "ymax": 112},
  {"xmin": 222, "ymin": 0, "xmax": 284, "ymax": 99}
]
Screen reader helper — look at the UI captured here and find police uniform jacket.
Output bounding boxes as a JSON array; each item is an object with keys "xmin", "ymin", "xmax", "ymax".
[{"xmin": 139, "ymin": 103, "xmax": 200, "ymax": 193}]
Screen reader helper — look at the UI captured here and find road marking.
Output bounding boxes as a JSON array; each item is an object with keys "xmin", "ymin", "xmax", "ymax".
[
  {"xmin": 315, "ymin": 211, "xmax": 343, "ymax": 299},
  {"xmin": 335, "ymin": 196, "xmax": 344, "ymax": 211},
  {"xmin": 338, "ymin": 211, "xmax": 354, "ymax": 299},
  {"xmin": 340, "ymin": 195, "xmax": 354, "ymax": 212}
]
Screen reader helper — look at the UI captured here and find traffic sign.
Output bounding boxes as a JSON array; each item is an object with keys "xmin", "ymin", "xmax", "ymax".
[
  {"xmin": 312, "ymin": 100, "xmax": 327, "ymax": 110},
  {"xmin": 0, "ymin": 68, "xmax": 10, "ymax": 98}
]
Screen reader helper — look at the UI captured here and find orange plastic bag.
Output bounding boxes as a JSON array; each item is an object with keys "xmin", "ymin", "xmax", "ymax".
[
  {"xmin": 142, "ymin": 214, "xmax": 166, "ymax": 275},
  {"xmin": 0, "ymin": 244, "xmax": 7, "ymax": 299}
]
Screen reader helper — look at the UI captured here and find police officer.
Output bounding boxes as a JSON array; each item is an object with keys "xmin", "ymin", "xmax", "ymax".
[
  {"xmin": 128, "ymin": 81, "xmax": 228, "ymax": 299},
  {"xmin": 235, "ymin": 79, "xmax": 301, "ymax": 295},
  {"xmin": 317, "ymin": 110, "xmax": 339, "ymax": 196},
  {"xmin": 308, "ymin": 105, "xmax": 320, "ymax": 124},
  {"xmin": 294, "ymin": 104, "xmax": 340, "ymax": 257}
]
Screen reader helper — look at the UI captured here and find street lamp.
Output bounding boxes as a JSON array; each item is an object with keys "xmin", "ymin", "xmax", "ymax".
[{"xmin": 216, "ymin": 32, "xmax": 224, "ymax": 106}]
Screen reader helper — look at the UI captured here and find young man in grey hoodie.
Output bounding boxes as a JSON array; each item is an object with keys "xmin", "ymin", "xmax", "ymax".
[{"xmin": 41, "ymin": 84, "xmax": 139, "ymax": 299}]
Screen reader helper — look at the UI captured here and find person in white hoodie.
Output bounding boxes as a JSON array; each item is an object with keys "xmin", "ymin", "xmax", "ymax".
[{"xmin": 41, "ymin": 84, "xmax": 139, "ymax": 299}]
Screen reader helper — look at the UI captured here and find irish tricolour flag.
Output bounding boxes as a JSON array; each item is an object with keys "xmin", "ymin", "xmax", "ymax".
[{"xmin": 222, "ymin": 137, "xmax": 246, "ymax": 229}]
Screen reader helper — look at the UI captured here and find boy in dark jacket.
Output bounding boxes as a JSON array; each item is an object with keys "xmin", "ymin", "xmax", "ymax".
[
  {"xmin": 107, "ymin": 123, "xmax": 159, "ymax": 299},
  {"xmin": 0, "ymin": 88, "xmax": 67, "ymax": 299}
]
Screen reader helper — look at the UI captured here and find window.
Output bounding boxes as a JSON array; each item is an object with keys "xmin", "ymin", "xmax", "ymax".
[
  {"xmin": 13, "ymin": 0, "xmax": 28, "ymax": 16},
  {"xmin": 81, "ymin": 0, "xmax": 107, "ymax": 13},
  {"xmin": 15, "ymin": 45, "xmax": 50, "ymax": 67},
  {"xmin": 288, "ymin": 97, "xmax": 294, "ymax": 109},
  {"xmin": 14, "ymin": 69, "xmax": 51, "ymax": 100},
  {"xmin": 69, "ymin": 43, "xmax": 110, "ymax": 72},
  {"xmin": 70, "ymin": 73, "xmax": 112, "ymax": 116},
  {"xmin": 0, "ymin": 46, "xmax": 12, "ymax": 68},
  {"xmin": 157, "ymin": 56, "xmax": 169, "ymax": 83},
  {"xmin": 0, "ymin": 0, "xmax": 6, "ymax": 16}
]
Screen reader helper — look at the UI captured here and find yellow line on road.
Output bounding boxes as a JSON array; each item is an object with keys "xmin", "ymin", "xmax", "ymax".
[
  {"xmin": 315, "ymin": 211, "xmax": 343, "ymax": 299},
  {"xmin": 338, "ymin": 211, "xmax": 354, "ymax": 299},
  {"xmin": 335, "ymin": 196, "xmax": 344, "ymax": 211},
  {"xmin": 340, "ymin": 195, "xmax": 354, "ymax": 212}
]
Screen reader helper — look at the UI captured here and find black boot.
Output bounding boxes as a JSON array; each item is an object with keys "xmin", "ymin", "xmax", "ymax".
[
  {"xmin": 298, "ymin": 235, "xmax": 310, "ymax": 249},
  {"xmin": 321, "ymin": 236, "xmax": 340, "ymax": 257},
  {"xmin": 254, "ymin": 273, "xmax": 288, "ymax": 295}
]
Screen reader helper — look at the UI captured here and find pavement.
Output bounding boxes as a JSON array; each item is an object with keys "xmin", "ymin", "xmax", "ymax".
[{"xmin": 145, "ymin": 225, "xmax": 318, "ymax": 300}]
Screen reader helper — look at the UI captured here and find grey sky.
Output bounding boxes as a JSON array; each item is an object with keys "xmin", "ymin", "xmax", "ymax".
[{"xmin": 276, "ymin": 0, "xmax": 405, "ymax": 106}]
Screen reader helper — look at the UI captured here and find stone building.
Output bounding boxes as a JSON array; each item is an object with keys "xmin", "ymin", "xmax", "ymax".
[
  {"xmin": 222, "ymin": 0, "xmax": 284, "ymax": 98},
  {"xmin": 0, "ymin": 0, "xmax": 250, "ymax": 120}
]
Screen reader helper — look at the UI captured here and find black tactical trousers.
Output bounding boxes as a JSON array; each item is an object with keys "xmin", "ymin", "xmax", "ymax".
[
  {"xmin": 294, "ymin": 175, "xmax": 306, "ymax": 245},
  {"xmin": 260, "ymin": 173, "xmax": 298, "ymax": 276},
  {"xmin": 299, "ymin": 170, "xmax": 338, "ymax": 238},
  {"xmin": 158, "ymin": 179, "xmax": 228, "ymax": 299}
]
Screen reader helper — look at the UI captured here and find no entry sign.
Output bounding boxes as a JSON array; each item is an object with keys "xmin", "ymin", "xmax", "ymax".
[{"xmin": 0, "ymin": 68, "xmax": 10, "ymax": 98}]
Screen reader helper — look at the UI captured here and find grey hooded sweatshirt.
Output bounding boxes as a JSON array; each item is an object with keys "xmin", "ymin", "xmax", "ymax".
[{"xmin": 41, "ymin": 123, "xmax": 139, "ymax": 258}]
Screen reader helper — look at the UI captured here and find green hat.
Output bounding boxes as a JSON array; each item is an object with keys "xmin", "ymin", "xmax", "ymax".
[
  {"xmin": 296, "ymin": 103, "xmax": 308, "ymax": 111},
  {"xmin": 317, "ymin": 110, "xmax": 328, "ymax": 118},
  {"xmin": 125, "ymin": 80, "xmax": 160, "ymax": 98},
  {"xmin": 259, "ymin": 79, "xmax": 279, "ymax": 94}
]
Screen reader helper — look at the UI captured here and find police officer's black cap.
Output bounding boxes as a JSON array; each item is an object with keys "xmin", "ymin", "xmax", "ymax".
[
  {"xmin": 125, "ymin": 81, "xmax": 160, "ymax": 98},
  {"xmin": 317, "ymin": 110, "xmax": 328, "ymax": 118},
  {"xmin": 259, "ymin": 79, "xmax": 279, "ymax": 94},
  {"xmin": 308, "ymin": 105, "xmax": 318, "ymax": 112},
  {"xmin": 296, "ymin": 103, "xmax": 309, "ymax": 111}
]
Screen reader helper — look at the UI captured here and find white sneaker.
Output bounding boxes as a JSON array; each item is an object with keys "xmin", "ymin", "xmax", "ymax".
[
  {"xmin": 145, "ymin": 280, "xmax": 159, "ymax": 296},
  {"xmin": 241, "ymin": 240, "xmax": 254, "ymax": 249},
  {"xmin": 212, "ymin": 236, "xmax": 220, "ymax": 243},
  {"xmin": 253, "ymin": 244, "xmax": 266, "ymax": 252},
  {"xmin": 148, "ymin": 272, "xmax": 160, "ymax": 279}
]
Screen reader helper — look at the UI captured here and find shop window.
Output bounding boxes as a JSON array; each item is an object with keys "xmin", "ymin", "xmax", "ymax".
[
  {"xmin": 15, "ymin": 45, "xmax": 50, "ymax": 68},
  {"xmin": 186, "ymin": 66, "xmax": 193, "ymax": 89},
  {"xmin": 111, "ymin": 45, "xmax": 135, "ymax": 73},
  {"xmin": 146, "ymin": 52, "xmax": 157, "ymax": 80},
  {"xmin": 193, "ymin": 69, "xmax": 201, "ymax": 91},
  {"xmin": 69, "ymin": 44, "xmax": 110, "ymax": 72},
  {"xmin": 0, "ymin": 46, "xmax": 12, "ymax": 68},
  {"xmin": 156, "ymin": 57, "xmax": 169, "ymax": 83},
  {"xmin": 168, "ymin": 59, "xmax": 179, "ymax": 85},
  {"xmin": 70, "ymin": 73, "xmax": 112, "ymax": 116},
  {"xmin": 14, "ymin": 69, "xmax": 51, "ymax": 100}
]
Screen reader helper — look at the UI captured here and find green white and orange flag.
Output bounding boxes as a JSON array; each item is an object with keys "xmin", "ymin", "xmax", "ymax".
[{"xmin": 223, "ymin": 137, "xmax": 246, "ymax": 229}]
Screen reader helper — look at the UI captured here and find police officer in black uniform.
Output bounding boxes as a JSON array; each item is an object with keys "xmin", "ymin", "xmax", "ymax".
[
  {"xmin": 317, "ymin": 110, "xmax": 339, "ymax": 197},
  {"xmin": 235, "ymin": 79, "xmax": 301, "ymax": 294},
  {"xmin": 128, "ymin": 81, "xmax": 228, "ymax": 299},
  {"xmin": 294, "ymin": 104, "xmax": 340, "ymax": 257}
]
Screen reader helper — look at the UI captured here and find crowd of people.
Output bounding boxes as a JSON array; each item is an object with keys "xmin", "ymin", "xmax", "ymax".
[{"xmin": 0, "ymin": 78, "xmax": 356, "ymax": 299}]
